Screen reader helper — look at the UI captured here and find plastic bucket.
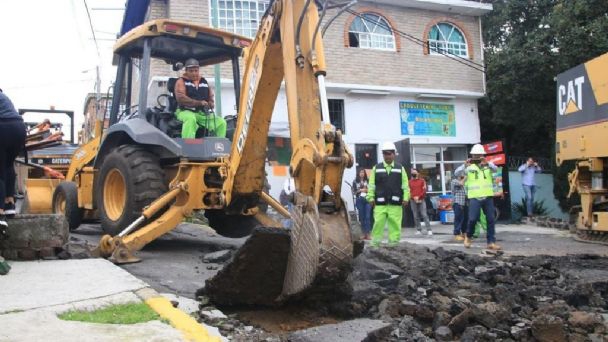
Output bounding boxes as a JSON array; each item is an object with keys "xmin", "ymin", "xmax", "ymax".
[{"xmin": 438, "ymin": 194, "xmax": 453, "ymax": 211}]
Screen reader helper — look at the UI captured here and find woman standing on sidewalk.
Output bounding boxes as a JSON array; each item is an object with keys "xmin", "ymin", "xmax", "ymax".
[
  {"xmin": 353, "ymin": 169, "xmax": 372, "ymax": 240},
  {"xmin": 0, "ymin": 88, "xmax": 26, "ymax": 231}
]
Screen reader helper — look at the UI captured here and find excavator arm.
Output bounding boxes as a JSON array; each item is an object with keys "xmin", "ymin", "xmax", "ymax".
[
  {"xmin": 209, "ymin": 0, "xmax": 355, "ymax": 304},
  {"xmin": 224, "ymin": 0, "xmax": 353, "ymax": 213}
]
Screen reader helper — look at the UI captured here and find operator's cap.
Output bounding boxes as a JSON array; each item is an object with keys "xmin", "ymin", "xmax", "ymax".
[{"xmin": 184, "ymin": 58, "xmax": 200, "ymax": 69}]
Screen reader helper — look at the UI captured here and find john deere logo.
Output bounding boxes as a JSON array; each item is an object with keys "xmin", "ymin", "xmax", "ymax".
[
  {"xmin": 214, "ymin": 142, "xmax": 225, "ymax": 152},
  {"xmin": 558, "ymin": 76, "xmax": 585, "ymax": 115}
]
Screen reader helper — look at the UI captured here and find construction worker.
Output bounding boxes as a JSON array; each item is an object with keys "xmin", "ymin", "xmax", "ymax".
[
  {"xmin": 174, "ymin": 58, "xmax": 227, "ymax": 138},
  {"xmin": 367, "ymin": 142, "xmax": 410, "ymax": 247},
  {"xmin": 0, "ymin": 89, "xmax": 26, "ymax": 234},
  {"xmin": 456, "ymin": 144, "xmax": 501, "ymax": 250}
]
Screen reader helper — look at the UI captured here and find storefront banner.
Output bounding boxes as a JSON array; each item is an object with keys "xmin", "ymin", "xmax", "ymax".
[
  {"xmin": 483, "ymin": 141, "xmax": 503, "ymax": 154},
  {"xmin": 493, "ymin": 167, "xmax": 504, "ymax": 196},
  {"xmin": 399, "ymin": 102, "xmax": 456, "ymax": 136},
  {"xmin": 486, "ymin": 153, "xmax": 506, "ymax": 166}
]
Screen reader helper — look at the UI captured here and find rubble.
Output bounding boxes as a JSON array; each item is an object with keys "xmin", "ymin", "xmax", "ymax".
[{"xmin": 197, "ymin": 242, "xmax": 608, "ymax": 341}]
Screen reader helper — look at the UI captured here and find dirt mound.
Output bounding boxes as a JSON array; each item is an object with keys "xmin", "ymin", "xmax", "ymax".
[
  {"xmin": 334, "ymin": 244, "xmax": 608, "ymax": 341},
  {"xmin": 199, "ymin": 242, "xmax": 608, "ymax": 341}
]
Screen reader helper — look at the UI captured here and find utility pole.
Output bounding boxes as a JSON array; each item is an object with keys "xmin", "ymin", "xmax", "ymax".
[{"xmin": 211, "ymin": 0, "xmax": 222, "ymax": 116}]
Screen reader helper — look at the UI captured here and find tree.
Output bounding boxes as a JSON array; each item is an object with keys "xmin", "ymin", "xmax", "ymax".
[
  {"xmin": 479, "ymin": 0, "xmax": 608, "ymax": 158},
  {"xmin": 479, "ymin": 0, "xmax": 608, "ymax": 211}
]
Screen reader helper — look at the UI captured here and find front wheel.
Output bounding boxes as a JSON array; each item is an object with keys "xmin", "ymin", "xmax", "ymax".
[
  {"xmin": 52, "ymin": 182, "xmax": 83, "ymax": 231},
  {"xmin": 96, "ymin": 145, "xmax": 166, "ymax": 236}
]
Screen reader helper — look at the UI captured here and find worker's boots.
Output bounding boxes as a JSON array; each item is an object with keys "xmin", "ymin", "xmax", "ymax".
[
  {"xmin": 464, "ymin": 236, "xmax": 472, "ymax": 248},
  {"xmin": 455, "ymin": 234, "xmax": 465, "ymax": 241},
  {"xmin": 487, "ymin": 243, "xmax": 502, "ymax": 251}
]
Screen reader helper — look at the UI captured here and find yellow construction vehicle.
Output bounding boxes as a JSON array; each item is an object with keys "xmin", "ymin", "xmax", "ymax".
[
  {"xmin": 556, "ymin": 52, "xmax": 608, "ymax": 243},
  {"xmin": 42, "ymin": 0, "xmax": 355, "ymax": 305}
]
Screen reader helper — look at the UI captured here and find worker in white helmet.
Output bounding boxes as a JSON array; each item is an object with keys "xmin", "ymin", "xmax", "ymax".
[
  {"xmin": 455, "ymin": 144, "xmax": 501, "ymax": 250},
  {"xmin": 366, "ymin": 142, "xmax": 411, "ymax": 247}
]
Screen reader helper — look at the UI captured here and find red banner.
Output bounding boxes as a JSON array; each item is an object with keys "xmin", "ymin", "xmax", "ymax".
[
  {"xmin": 485, "ymin": 153, "xmax": 506, "ymax": 166},
  {"xmin": 483, "ymin": 141, "xmax": 503, "ymax": 154}
]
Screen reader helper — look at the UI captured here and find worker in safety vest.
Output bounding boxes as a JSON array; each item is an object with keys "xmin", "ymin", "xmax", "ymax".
[
  {"xmin": 366, "ymin": 142, "xmax": 410, "ymax": 247},
  {"xmin": 455, "ymin": 144, "xmax": 501, "ymax": 250}
]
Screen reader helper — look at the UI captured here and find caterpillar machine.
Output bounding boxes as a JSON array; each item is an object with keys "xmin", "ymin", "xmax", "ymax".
[
  {"xmin": 556, "ymin": 52, "xmax": 608, "ymax": 244},
  {"xmin": 51, "ymin": 0, "xmax": 356, "ymax": 306}
]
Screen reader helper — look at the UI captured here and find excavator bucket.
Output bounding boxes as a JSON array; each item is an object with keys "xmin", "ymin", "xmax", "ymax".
[{"xmin": 204, "ymin": 194, "xmax": 353, "ymax": 306}]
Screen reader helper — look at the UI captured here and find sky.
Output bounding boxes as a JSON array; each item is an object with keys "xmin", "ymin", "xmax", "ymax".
[{"xmin": 0, "ymin": 0, "xmax": 125, "ymax": 141}]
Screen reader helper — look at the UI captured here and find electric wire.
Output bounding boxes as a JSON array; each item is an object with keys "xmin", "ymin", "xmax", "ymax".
[
  {"xmin": 83, "ymin": 0, "xmax": 101, "ymax": 60},
  {"xmin": 344, "ymin": 8, "xmax": 486, "ymax": 73}
]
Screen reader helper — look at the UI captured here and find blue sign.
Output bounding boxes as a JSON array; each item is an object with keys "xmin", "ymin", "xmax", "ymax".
[{"xmin": 399, "ymin": 102, "xmax": 456, "ymax": 136}]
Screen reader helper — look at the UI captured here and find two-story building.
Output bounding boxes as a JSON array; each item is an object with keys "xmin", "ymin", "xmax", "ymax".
[{"xmin": 123, "ymin": 0, "xmax": 492, "ymax": 212}]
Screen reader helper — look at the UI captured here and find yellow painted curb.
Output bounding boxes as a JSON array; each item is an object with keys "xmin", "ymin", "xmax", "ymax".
[{"xmin": 145, "ymin": 296, "xmax": 221, "ymax": 342}]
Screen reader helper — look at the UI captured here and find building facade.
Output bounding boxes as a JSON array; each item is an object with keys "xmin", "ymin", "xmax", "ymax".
[{"xmin": 134, "ymin": 0, "xmax": 492, "ymax": 212}]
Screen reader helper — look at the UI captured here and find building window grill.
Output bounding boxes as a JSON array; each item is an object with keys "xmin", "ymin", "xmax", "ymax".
[
  {"xmin": 210, "ymin": 0, "xmax": 269, "ymax": 38},
  {"xmin": 348, "ymin": 13, "xmax": 396, "ymax": 51},
  {"xmin": 428, "ymin": 23, "xmax": 468, "ymax": 57},
  {"xmin": 328, "ymin": 99, "xmax": 345, "ymax": 134}
]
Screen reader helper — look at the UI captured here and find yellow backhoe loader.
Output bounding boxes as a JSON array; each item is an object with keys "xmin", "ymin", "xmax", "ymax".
[
  {"xmin": 556, "ymin": 52, "xmax": 608, "ymax": 244},
  {"xmin": 44, "ymin": 0, "xmax": 356, "ymax": 305}
]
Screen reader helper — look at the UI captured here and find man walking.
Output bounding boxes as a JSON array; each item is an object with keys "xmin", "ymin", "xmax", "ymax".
[
  {"xmin": 518, "ymin": 157, "xmax": 542, "ymax": 216},
  {"xmin": 456, "ymin": 144, "xmax": 501, "ymax": 250},
  {"xmin": 409, "ymin": 169, "xmax": 432, "ymax": 236},
  {"xmin": 367, "ymin": 142, "xmax": 410, "ymax": 247}
]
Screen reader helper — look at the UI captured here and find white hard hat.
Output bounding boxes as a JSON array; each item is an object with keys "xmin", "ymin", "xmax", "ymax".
[
  {"xmin": 470, "ymin": 144, "xmax": 486, "ymax": 155},
  {"xmin": 381, "ymin": 141, "xmax": 396, "ymax": 151}
]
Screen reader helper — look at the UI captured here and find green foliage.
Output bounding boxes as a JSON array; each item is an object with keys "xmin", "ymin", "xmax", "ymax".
[
  {"xmin": 58, "ymin": 303, "xmax": 160, "ymax": 324},
  {"xmin": 479, "ymin": 0, "xmax": 608, "ymax": 158},
  {"xmin": 512, "ymin": 197, "xmax": 549, "ymax": 218}
]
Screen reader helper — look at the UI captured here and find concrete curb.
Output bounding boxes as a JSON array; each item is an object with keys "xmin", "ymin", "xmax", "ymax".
[{"xmin": 135, "ymin": 288, "xmax": 221, "ymax": 342}]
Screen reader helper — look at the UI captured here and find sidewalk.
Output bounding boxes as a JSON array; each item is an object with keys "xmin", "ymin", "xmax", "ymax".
[{"xmin": 0, "ymin": 258, "xmax": 223, "ymax": 342}]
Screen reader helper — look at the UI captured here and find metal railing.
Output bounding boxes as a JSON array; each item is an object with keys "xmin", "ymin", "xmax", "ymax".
[{"xmin": 506, "ymin": 156, "xmax": 551, "ymax": 172}]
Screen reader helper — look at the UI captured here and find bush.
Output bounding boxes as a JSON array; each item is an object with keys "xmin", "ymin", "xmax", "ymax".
[{"xmin": 512, "ymin": 198, "xmax": 549, "ymax": 218}]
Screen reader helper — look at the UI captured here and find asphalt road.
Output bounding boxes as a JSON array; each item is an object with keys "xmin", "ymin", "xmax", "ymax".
[
  {"xmin": 72, "ymin": 223, "xmax": 245, "ymax": 299},
  {"xmin": 73, "ymin": 221, "xmax": 607, "ymax": 300}
]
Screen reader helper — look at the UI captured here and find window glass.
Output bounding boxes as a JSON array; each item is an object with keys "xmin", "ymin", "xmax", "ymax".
[
  {"xmin": 442, "ymin": 146, "xmax": 467, "ymax": 161},
  {"xmin": 348, "ymin": 13, "xmax": 396, "ymax": 50},
  {"xmin": 211, "ymin": 0, "xmax": 269, "ymax": 38},
  {"xmin": 428, "ymin": 23, "xmax": 468, "ymax": 57},
  {"xmin": 328, "ymin": 99, "xmax": 345, "ymax": 134},
  {"xmin": 413, "ymin": 146, "xmax": 441, "ymax": 164}
]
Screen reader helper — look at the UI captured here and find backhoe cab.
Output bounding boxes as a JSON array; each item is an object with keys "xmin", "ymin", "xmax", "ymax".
[{"xmin": 69, "ymin": 0, "xmax": 354, "ymax": 306}]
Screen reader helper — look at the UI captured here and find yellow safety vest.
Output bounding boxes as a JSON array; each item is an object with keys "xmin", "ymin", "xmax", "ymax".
[{"xmin": 465, "ymin": 164, "xmax": 494, "ymax": 198}]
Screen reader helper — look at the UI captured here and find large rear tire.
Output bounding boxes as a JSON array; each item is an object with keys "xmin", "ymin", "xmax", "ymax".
[
  {"xmin": 96, "ymin": 145, "xmax": 166, "ymax": 236},
  {"xmin": 52, "ymin": 181, "xmax": 83, "ymax": 231}
]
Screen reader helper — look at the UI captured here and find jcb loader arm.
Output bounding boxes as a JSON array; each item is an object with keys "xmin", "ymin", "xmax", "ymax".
[{"xmin": 205, "ymin": 0, "xmax": 355, "ymax": 305}]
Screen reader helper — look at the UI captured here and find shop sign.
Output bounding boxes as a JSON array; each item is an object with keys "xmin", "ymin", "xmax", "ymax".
[{"xmin": 399, "ymin": 102, "xmax": 456, "ymax": 136}]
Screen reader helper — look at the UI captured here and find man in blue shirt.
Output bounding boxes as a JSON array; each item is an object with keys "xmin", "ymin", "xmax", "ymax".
[{"xmin": 518, "ymin": 157, "xmax": 542, "ymax": 216}]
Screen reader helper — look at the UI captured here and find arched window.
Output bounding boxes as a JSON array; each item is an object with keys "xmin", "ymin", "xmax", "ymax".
[
  {"xmin": 428, "ymin": 23, "xmax": 468, "ymax": 57},
  {"xmin": 348, "ymin": 13, "xmax": 395, "ymax": 51},
  {"xmin": 210, "ymin": 0, "xmax": 269, "ymax": 38}
]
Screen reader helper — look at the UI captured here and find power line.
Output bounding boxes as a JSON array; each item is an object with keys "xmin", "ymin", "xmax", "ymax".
[
  {"xmin": 344, "ymin": 8, "xmax": 486, "ymax": 73},
  {"xmin": 83, "ymin": 0, "xmax": 101, "ymax": 60}
]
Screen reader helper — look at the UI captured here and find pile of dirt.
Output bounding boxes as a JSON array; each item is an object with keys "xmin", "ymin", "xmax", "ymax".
[
  {"xmin": 334, "ymin": 244, "xmax": 608, "ymax": 341},
  {"xmin": 198, "ymin": 242, "xmax": 608, "ymax": 341}
]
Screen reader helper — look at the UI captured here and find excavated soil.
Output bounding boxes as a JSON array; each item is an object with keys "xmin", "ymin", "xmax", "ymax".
[{"xmin": 197, "ymin": 242, "xmax": 608, "ymax": 341}]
